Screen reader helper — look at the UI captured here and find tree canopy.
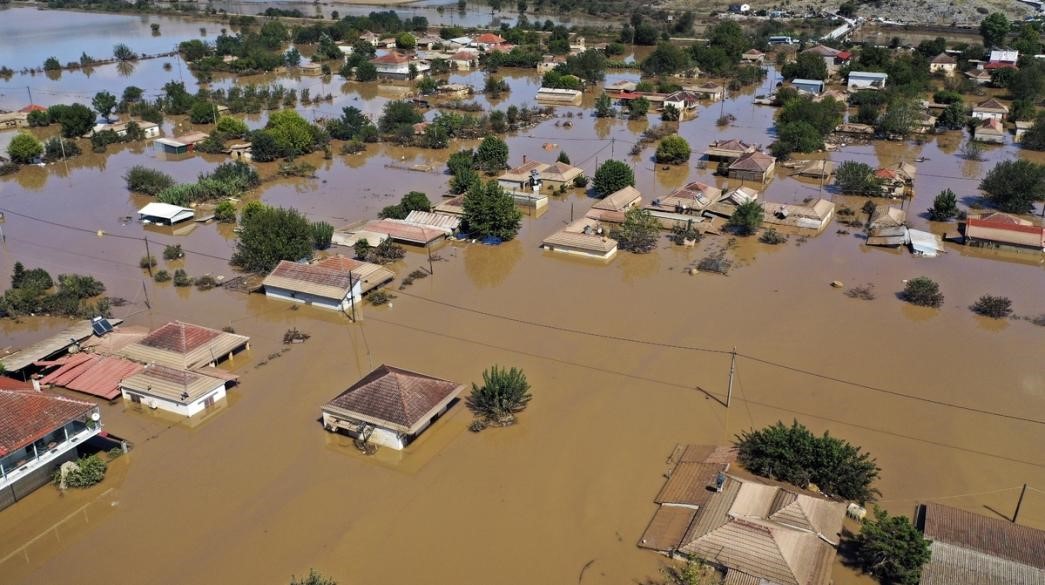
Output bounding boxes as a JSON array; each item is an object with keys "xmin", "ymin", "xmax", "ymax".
[
  {"xmin": 737, "ymin": 420, "xmax": 881, "ymax": 502},
  {"xmin": 782, "ymin": 52, "xmax": 828, "ymax": 80},
  {"xmin": 979, "ymin": 159, "xmax": 1045, "ymax": 214},
  {"xmin": 835, "ymin": 161, "xmax": 884, "ymax": 196},
  {"xmin": 475, "ymin": 136, "xmax": 510, "ymax": 174},
  {"xmin": 843, "ymin": 508, "xmax": 932, "ymax": 585},
  {"xmin": 655, "ymin": 135, "xmax": 691, "ymax": 165},
  {"xmin": 7, "ymin": 132, "xmax": 43, "ymax": 164},
  {"xmin": 461, "ymin": 180, "xmax": 522, "ymax": 240},
  {"xmin": 980, "ymin": 12, "xmax": 1010, "ymax": 49},
  {"xmin": 727, "ymin": 201, "xmax": 764, "ymax": 235},
  {"xmin": 231, "ymin": 205, "xmax": 315, "ymax": 272},
  {"xmin": 593, "ymin": 160, "xmax": 635, "ymax": 197},
  {"xmin": 612, "ymin": 208, "xmax": 660, "ymax": 253}
]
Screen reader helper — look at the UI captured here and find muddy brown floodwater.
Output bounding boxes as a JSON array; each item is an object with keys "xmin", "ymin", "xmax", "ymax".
[{"xmin": 1, "ymin": 20, "xmax": 1044, "ymax": 585}]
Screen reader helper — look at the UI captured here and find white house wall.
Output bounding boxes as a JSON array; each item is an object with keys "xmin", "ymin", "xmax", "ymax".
[
  {"xmin": 265, "ymin": 287, "xmax": 359, "ymax": 311},
  {"xmin": 122, "ymin": 383, "xmax": 227, "ymax": 417}
]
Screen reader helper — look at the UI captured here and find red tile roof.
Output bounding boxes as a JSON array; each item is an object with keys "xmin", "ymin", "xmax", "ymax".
[
  {"xmin": 0, "ymin": 375, "xmax": 33, "ymax": 390},
  {"xmin": 325, "ymin": 365, "xmax": 464, "ymax": 433},
  {"xmin": 18, "ymin": 104, "xmax": 47, "ymax": 113},
  {"xmin": 475, "ymin": 33, "xmax": 507, "ymax": 44},
  {"xmin": 0, "ymin": 389, "xmax": 95, "ymax": 457},
  {"xmin": 371, "ymin": 51, "xmax": 412, "ymax": 65},
  {"xmin": 138, "ymin": 321, "xmax": 221, "ymax": 354},
  {"xmin": 40, "ymin": 353, "xmax": 144, "ymax": 400},
  {"xmin": 922, "ymin": 503, "xmax": 1045, "ymax": 569},
  {"xmin": 314, "ymin": 256, "xmax": 367, "ymax": 272},
  {"xmin": 967, "ymin": 216, "xmax": 1044, "ymax": 235}
]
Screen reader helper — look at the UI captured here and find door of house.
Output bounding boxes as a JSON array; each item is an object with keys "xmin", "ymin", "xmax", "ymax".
[
  {"xmin": 203, "ymin": 395, "xmax": 215, "ymax": 409},
  {"xmin": 130, "ymin": 394, "xmax": 141, "ymax": 404}
]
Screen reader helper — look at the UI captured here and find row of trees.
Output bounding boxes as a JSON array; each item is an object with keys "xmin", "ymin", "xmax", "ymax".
[{"xmin": 0, "ymin": 263, "xmax": 109, "ymax": 320}]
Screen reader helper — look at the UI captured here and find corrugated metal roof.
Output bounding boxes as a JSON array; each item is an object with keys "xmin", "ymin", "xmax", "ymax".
[
  {"xmin": 638, "ymin": 505, "xmax": 698, "ymax": 552},
  {"xmin": 0, "ymin": 318, "xmax": 123, "ymax": 372},
  {"xmin": 403, "ymin": 210, "xmax": 461, "ymax": 233},
  {"xmin": 922, "ymin": 503, "xmax": 1045, "ymax": 569},
  {"xmin": 363, "ymin": 219, "xmax": 445, "ymax": 245},
  {"xmin": 920, "ymin": 541, "xmax": 1045, "ymax": 585},
  {"xmin": 41, "ymin": 354, "xmax": 144, "ymax": 400}
]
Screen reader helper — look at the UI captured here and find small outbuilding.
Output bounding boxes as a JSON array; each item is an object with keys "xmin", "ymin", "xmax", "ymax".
[
  {"xmin": 704, "ymin": 139, "xmax": 756, "ymax": 162},
  {"xmin": 542, "ymin": 218, "xmax": 618, "ymax": 261},
  {"xmin": 138, "ymin": 202, "xmax": 195, "ymax": 226},
  {"xmin": 321, "ymin": 365, "xmax": 465, "ymax": 450},
  {"xmin": 535, "ymin": 87, "xmax": 583, "ymax": 105},
  {"xmin": 791, "ymin": 79, "xmax": 825, "ymax": 95},
  {"xmin": 586, "ymin": 186, "xmax": 642, "ymax": 223},
  {"xmin": 847, "ymin": 71, "xmax": 888, "ymax": 90}
]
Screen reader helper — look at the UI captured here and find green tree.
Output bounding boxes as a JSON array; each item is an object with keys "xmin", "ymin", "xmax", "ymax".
[
  {"xmin": 7, "ymin": 132, "xmax": 43, "ymax": 164},
  {"xmin": 640, "ymin": 42, "xmax": 692, "ymax": 76},
  {"xmin": 902, "ymin": 276, "xmax": 944, "ymax": 308},
  {"xmin": 927, "ymin": 189, "xmax": 959, "ymax": 221},
  {"xmin": 231, "ymin": 205, "xmax": 315, "ymax": 272},
  {"xmin": 378, "ymin": 100, "xmax": 422, "ymax": 134},
  {"xmin": 92, "ymin": 91, "xmax": 117, "ymax": 122},
  {"xmin": 396, "ymin": 32, "xmax": 417, "ymax": 50},
  {"xmin": 564, "ymin": 49, "xmax": 608, "ymax": 84},
  {"xmin": 936, "ymin": 102, "xmax": 968, "ymax": 130},
  {"xmin": 43, "ymin": 57, "xmax": 61, "ymax": 71},
  {"xmin": 1020, "ymin": 113, "xmax": 1045, "ymax": 150},
  {"xmin": 777, "ymin": 96, "xmax": 844, "ymax": 137},
  {"xmin": 627, "ymin": 96, "xmax": 650, "ymax": 120},
  {"xmin": 467, "ymin": 365, "xmax": 532, "ymax": 426},
  {"xmin": 980, "ymin": 12, "xmax": 1010, "ymax": 49},
  {"xmin": 474, "ymin": 136, "xmax": 509, "ymax": 174},
  {"xmin": 594, "ymin": 93, "xmax": 615, "ymax": 118},
  {"xmin": 379, "ymin": 191, "xmax": 431, "ymax": 219},
  {"xmin": 461, "ymin": 180, "xmax": 522, "ymax": 240},
  {"xmin": 971, "ymin": 295, "xmax": 1013, "ymax": 318},
  {"xmin": 593, "ymin": 160, "xmax": 635, "ymax": 197},
  {"xmin": 782, "ymin": 52, "xmax": 828, "ymax": 80},
  {"xmin": 612, "ymin": 207, "xmax": 660, "ymax": 253},
  {"xmin": 284, "ymin": 47, "xmax": 302, "ymax": 67},
  {"xmin": 661, "ymin": 104, "xmax": 681, "ymax": 122},
  {"xmin": 311, "ymin": 221, "xmax": 334, "ymax": 250},
  {"xmin": 655, "ymin": 134, "xmax": 691, "ymax": 165},
  {"xmin": 48, "ymin": 103, "xmax": 96, "ymax": 138},
  {"xmin": 836, "ymin": 161, "xmax": 884, "ymax": 195},
  {"xmin": 728, "ymin": 201, "xmax": 764, "ymax": 235},
  {"xmin": 737, "ymin": 420, "xmax": 881, "ymax": 502},
  {"xmin": 355, "ymin": 61, "xmax": 378, "ymax": 81},
  {"xmin": 771, "ymin": 121, "xmax": 823, "ymax": 158},
  {"xmin": 125, "ymin": 166, "xmax": 175, "ymax": 195},
  {"xmin": 878, "ymin": 98, "xmax": 921, "ymax": 137},
  {"xmin": 216, "ymin": 116, "xmax": 249, "ymax": 138},
  {"xmin": 844, "ymin": 508, "xmax": 931, "ymax": 585},
  {"xmin": 979, "ymin": 158, "xmax": 1045, "ymax": 213},
  {"xmin": 113, "ymin": 43, "xmax": 137, "ymax": 61},
  {"xmin": 190, "ymin": 101, "xmax": 218, "ymax": 124}
]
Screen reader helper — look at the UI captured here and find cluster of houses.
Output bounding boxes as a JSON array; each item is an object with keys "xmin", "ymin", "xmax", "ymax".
[
  {"xmin": 601, "ymin": 81, "xmax": 727, "ymax": 120},
  {"xmin": 637, "ymin": 444, "xmax": 1045, "ymax": 585}
]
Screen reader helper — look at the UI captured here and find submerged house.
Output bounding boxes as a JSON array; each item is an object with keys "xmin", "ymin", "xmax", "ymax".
[
  {"xmin": 120, "ymin": 365, "xmax": 229, "ymax": 417},
  {"xmin": 705, "ymin": 186, "xmax": 759, "ymax": 218},
  {"xmin": 542, "ymin": 217, "xmax": 618, "ymax": 260},
  {"xmin": 972, "ymin": 98, "xmax": 1009, "ymax": 121},
  {"xmin": 762, "ymin": 198, "xmax": 835, "ymax": 233},
  {"xmin": 535, "ymin": 87, "xmax": 583, "ymax": 105},
  {"xmin": 370, "ymin": 52, "xmax": 429, "ymax": 79},
  {"xmin": 703, "ymin": 139, "xmax": 756, "ymax": 163},
  {"xmin": 586, "ymin": 186, "xmax": 642, "ymax": 223},
  {"xmin": 262, "ymin": 256, "xmax": 394, "ymax": 311},
  {"xmin": 639, "ymin": 444, "xmax": 846, "ymax": 585},
  {"xmin": 138, "ymin": 202, "xmax": 195, "ymax": 226},
  {"xmin": 155, "ymin": 131, "xmax": 208, "ymax": 154},
  {"xmin": 728, "ymin": 151, "xmax": 776, "ymax": 182},
  {"xmin": 118, "ymin": 321, "xmax": 250, "ymax": 371},
  {"xmin": 647, "ymin": 181, "xmax": 724, "ymax": 217},
  {"xmin": 321, "ymin": 364, "xmax": 465, "ymax": 450},
  {"xmin": 918, "ymin": 503, "xmax": 1045, "ymax": 585},
  {"xmin": 663, "ymin": 91, "xmax": 702, "ymax": 116},
  {"xmin": 974, "ymin": 117, "xmax": 1006, "ymax": 144},
  {"xmin": 963, "ymin": 213, "xmax": 1045, "ymax": 252},
  {"xmin": 0, "ymin": 389, "xmax": 101, "ymax": 510}
]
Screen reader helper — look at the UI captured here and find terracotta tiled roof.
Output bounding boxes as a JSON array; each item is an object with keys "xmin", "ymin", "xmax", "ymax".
[
  {"xmin": 18, "ymin": 104, "xmax": 47, "ymax": 113},
  {"xmin": 324, "ymin": 365, "xmax": 465, "ymax": 433},
  {"xmin": 975, "ymin": 98, "xmax": 1009, "ymax": 112},
  {"xmin": 263, "ymin": 260, "xmax": 352, "ymax": 300},
  {"xmin": 371, "ymin": 51, "xmax": 412, "ymax": 65},
  {"xmin": 802, "ymin": 45, "xmax": 840, "ymax": 57},
  {"xmin": 922, "ymin": 503, "xmax": 1045, "ymax": 570},
  {"xmin": 139, "ymin": 321, "xmax": 220, "ymax": 354},
  {"xmin": 0, "ymin": 389, "xmax": 95, "ymax": 457},
  {"xmin": 475, "ymin": 33, "xmax": 507, "ymax": 44},
  {"xmin": 0, "ymin": 375, "xmax": 33, "ymax": 390},
  {"xmin": 932, "ymin": 53, "xmax": 957, "ymax": 65},
  {"xmin": 730, "ymin": 151, "xmax": 776, "ymax": 172}
]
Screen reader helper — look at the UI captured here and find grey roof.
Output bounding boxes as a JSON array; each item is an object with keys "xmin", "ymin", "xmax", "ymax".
[
  {"xmin": 922, "ymin": 503, "xmax": 1045, "ymax": 569},
  {"xmin": 920, "ymin": 541, "xmax": 1045, "ymax": 585}
]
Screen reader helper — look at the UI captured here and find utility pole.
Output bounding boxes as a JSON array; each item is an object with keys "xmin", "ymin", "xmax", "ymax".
[
  {"xmin": 26, "ymin": 86, "xmax": 32, "ymax": 107},
  {"xmin": 143, "ymin": 237, "xmax": 154, "ymax": 277},
  {"xmin": 347, "ymin": 270, "xmax": 357, "ymax": 322},
  {"xmin": 141, "ymin": 280, "xmax": 151, "ymax": 309},
  {"xmin": 1013, "ymin": 483, "xmax": 1028, "ymax": 523},
  {"xmin": 726, "ymin": 346, "xmax": 736, "ymax": 408},
  {"xmin": 427, "ymin": 245, "xmax": 434, "ymax": 275}
]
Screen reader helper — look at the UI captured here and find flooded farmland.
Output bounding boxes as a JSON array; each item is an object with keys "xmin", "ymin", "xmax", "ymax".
[{"xmin": 1, "ymin": 8, "xmax": 1044, "ymax": 585}]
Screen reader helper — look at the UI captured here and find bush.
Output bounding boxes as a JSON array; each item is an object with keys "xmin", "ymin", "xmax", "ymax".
[
  {"xmin": 654, "ymin": 135, "xmax": 691, "ymax": 165},
  {"xmin": 53, "ymin": 454, "xmax": 107, "ymax": 488},
  {"xmin": 154, "ymin": 270, "xmax": 171, "ymax": 282},
  {"xmin": 361, "ymin": 239, "xmax": 405, "ymax": 265},
  {"xmin": 7, "ymin": 132, "xmax": 44, "ymax": 164},
  {"xmin": 737, "ymin": 420, "xmax": 881, "ymax": 502},
  {"xmin": 612, "ymin": 208, "xmax": 660, "ymax": 253},
  {"xmin": 970, "ymin": 295, "xmax": 1012, "ymax": 318},
  {"xmin": 466, "ymin": 365, "xmax": 532, "ymax": 426},
  {"xmin": 844, "ymin": 508, "xmax": 931, "ymax": 585},
  {"xmin": 836, "ymin": 161, "xmax": 883, "ymax": 195},
  {"xmin": 195, "ymin": 275, "xmax": 219, "ymax": 291},
  {"xmin": 311, "ymin": 221, "xmax": 334, "ymax": 250},
  {"xmin": 573, "ymin": 175, "xmax": 588, "ymax": 188},
  {"xmin": 125, "ymin": 166, "xmax": 175, "ymax": 195},
  {"xmin": 214, "ymin": 200, "xmax": 237, "ymax": 223},
  {"xmin": 163, "ymin": 244, "xmax": 184, "ymax": 260},
  {"xmin": 728, "ymin": 201, "xmax": 764, "ymax": 236},
  {"xmin": 593, "ymin": 160, "xmax": 635, "ymax": 197},
  {"xmin": 173, "ymin": 269, "xmax": 193, "ymax": 287},
  {"xmin": 290, "ymin": 569, "xmax": 337, "ymax": 585},
  {"xmin": 902, "ymin": 277, "xmax": 944, "ymax": 308},
  {"xmin": 759, "ymin": 228, "xmax": 788, "ymax": 244},
  {"xmin": 216, "ymin": 116, "xmax": 249, "ymax": 137},
  {"xmin": 139, "ymin": 255, "xmax": 157, "ymax": 269},
  {"xmin": 43, "ymin": 137, "xmax": 81, "ymax": 162}
]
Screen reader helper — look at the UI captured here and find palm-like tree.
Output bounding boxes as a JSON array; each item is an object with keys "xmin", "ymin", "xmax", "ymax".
[{"xmin": 467, "ymin": 366, "xmax": 532, "ymax": 426}]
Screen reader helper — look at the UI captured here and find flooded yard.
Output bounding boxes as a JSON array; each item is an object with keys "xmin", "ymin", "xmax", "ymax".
[{"xmin": 0, "ymin": 9, "xmax": 1044, "ymax": 585}]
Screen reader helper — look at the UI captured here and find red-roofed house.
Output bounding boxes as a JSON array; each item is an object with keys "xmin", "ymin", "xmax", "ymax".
[
  {"xmin": 322, "ymin": 365, "xmax": 466, "ymax": 450},
  {"xmin": 473, "ymin": 33, "xmax": 508, "ymax": 51},
  {"xmin": 964, "ymin": 213, "xmax": 1045, "ymax": 251},
  {"xmin": 801, "ymin": 44, "xmax": 849, "ymax": 72},
  {"xmin": 117, "ymin": 321, "xmax": 250, "ymax": 371},
  {"xmin": 18, "ymin": 104, "xmax": 47, "ymax": 114},
  {"xmin": 0, "ymin": 389, "xmax": 100, "ymax": 510},
  {"xmin": 370, "ymin": 51, "xmax": 430, "ymax": 79}
]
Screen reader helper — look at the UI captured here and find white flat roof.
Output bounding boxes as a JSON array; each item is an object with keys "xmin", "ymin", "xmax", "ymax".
[{"xmin": 138, "ymin": 202, "xmax": 195, "ymax": 223}]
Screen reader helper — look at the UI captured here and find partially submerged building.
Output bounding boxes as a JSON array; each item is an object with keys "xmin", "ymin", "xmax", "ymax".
[
  {"xmin": 847, "ymin": 71, "xmax": 888, "ymax": 90},
  {"xmin": 963, "ymin": 213, "xmax": 1045, "ymax": 252},
  {"xmin": 542, "ymin": 218, "xmax": 618, "ymax": 260},
  {"xmin": 118, "ymin": 321, "xmax": 250, "ymax": 371},
  {"xmin": 120, "ymin": 365, "xmax": 229, "ymax": 417},
  {"xmin": 138, "ymin": 202, "xmax": 195, "ymax": 226},
  {"xmin": 639, "ymin": 445, "xmax": 846, "ymax": 585},
  {"xmin": 972, "ymin": 97, "xmax": 1009, "ymax": 121},
  {"xmin": 586, "ymin": 186, "xmax": 642, "ymax": 223},
  {"xmin": 974, "ymin": 118, "xmax": 1006, "ymax": 144},
  {"xmin": 535, "ymin": 87, "xmax": 583, "ymax": 105},
  {"xmin": 321, "ymin": 365, "xmax": 465, "ymax": 450},
  {"xmin": 762, "ymin": 199, "xmax": 835, "ymax": 233},
  {"xmin": 38, "ymin": 353, "xmax": 144, "ymax": 400},
  {"xmin": 647, "ymin": 182, "xmax": 724, "ymax": 216},
  {"xmin": 0, "ymin": 389, "xmax": 101, "ymax": 510},
  {"xmin": 918, "ymin": 503, "xmax": 1045, "ymax": 585},
  {"xmin": 728, "ymin": 151, "xmax": 776, "ymax": 183},
  {"xmin": 703, "ymin": 139, "xmax": 756, "ymax": 163},
  {"xmin": 262, "ymin": 256, "xmax": 394, "ymax": 311}
]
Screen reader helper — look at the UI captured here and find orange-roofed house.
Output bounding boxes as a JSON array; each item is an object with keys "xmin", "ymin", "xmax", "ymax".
[
  {"xmin": 370, "ymin": 51, "xmax": 430, "ymax": 79},
  {"xmin": 964, "ymin": 213, "xmax": 1045, "ymax": 252},
  {"xmin": 473, "ymin": 33, "xmax": 508, "ymax": 51},
  {"xmin": 0, "ymin": 389, "xmax": 100, "ymax": 510}
]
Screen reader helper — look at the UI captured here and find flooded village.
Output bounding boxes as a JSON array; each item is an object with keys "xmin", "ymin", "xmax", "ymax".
[{"xmin": 0, "ymin": 1, "xmax": 1044, "ymax": 585}]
